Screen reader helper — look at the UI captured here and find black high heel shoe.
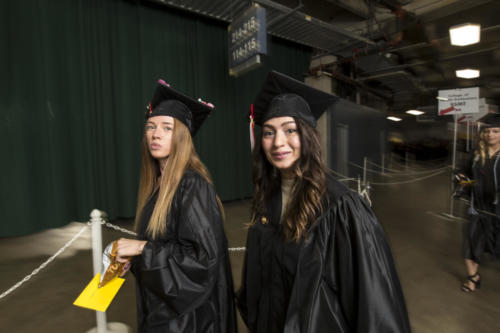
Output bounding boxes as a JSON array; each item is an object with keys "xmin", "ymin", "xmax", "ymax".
[{"xmin": 461, "ymin": 272, "xmax": 481, "ymax": 293}]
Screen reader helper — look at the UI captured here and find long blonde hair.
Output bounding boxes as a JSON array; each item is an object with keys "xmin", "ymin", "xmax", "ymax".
[
  {"xmin": 134, "ymin": 118, "xmax": 223, "ymax": 239},
  {"xmin": 474, "ymin": 130, "xmax": 488, "ymax": 166}
]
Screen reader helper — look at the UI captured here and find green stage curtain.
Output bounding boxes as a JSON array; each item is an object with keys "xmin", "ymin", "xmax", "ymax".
[{"xmin": 0, "ymin": 0, "xmax": 311, "ymax": 236}]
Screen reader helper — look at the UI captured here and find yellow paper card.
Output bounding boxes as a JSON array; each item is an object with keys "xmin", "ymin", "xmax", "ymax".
[{"xmin": 73, "ymin": 273, "xmax": 125, "ymax": 312}]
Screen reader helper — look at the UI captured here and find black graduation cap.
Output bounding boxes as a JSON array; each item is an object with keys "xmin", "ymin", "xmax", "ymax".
[
  {"xmin": 146, "ymin": 79, "xmax": 215, "ymax": 136},
  {"xmin": 252, "ymin": 70, "xmax": 339, "ymax": 128},
  {"xmin": 478, "ymin": 112, "xmax": 500, "ymax": 128}
]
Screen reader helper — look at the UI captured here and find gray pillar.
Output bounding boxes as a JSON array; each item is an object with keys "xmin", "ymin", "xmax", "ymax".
[{"xmin": 305, "ymin": 55, "xmax": 337, "ymax": 167}]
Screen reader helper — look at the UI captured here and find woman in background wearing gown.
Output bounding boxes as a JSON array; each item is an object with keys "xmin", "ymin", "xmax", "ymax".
[
  {"xmin": 237, "ymin": 71, "xmax": 411, "ymax": 332},
  {"xmin": 114, "ymin": 80, "xmax": 237, "ymax": 332},
  {"xmin": 460, "ymin": 113, "xmax": 500, "ymax": 293}
]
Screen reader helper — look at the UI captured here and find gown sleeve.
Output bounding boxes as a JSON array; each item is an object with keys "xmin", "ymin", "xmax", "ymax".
[
  {"xmin": 329, "ymin": 191, "xmax": 411, "ymax": 333},
  {"xmin": 235, "ymin": 247, "xmax": 249, "ymax": 325},
  {"xmin": 133, "ymin": 175, "xmax": 222, "ymax": 317}
]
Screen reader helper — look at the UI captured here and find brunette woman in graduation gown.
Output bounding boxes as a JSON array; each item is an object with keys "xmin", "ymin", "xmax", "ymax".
[
  {"xmin": 237, "ymin": 71, "xmax": 411, "ymax": 333},
  {"xmin": 115, "ymin": 80, "xmax": 237, "ymax": 333},
  {"xmin": 460, "ymin": 113, "xmax": 500, "ymax": 293}
]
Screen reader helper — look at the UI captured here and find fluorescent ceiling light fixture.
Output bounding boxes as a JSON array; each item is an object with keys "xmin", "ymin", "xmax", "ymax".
[
  {"xmin": 449, "ymin": 23, "xmax": 480, "ymax": 46},
  {"xmin": 436, "ymin": 96, "xmax": 448, "ymax": 101},
  {"xmin": 406, "ymin": 110, "xmax": 425, "ymax": 116},
  {"xmin": 387, "ymin": 116, "xmax": 402, "ymax": 122},
  {"xmin": 456, "ymin": 68, "xmax": 480, "ymax": 79}
]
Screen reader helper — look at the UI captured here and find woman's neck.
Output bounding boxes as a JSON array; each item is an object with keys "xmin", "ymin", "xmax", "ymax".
[
  {"xmin": 158, "ymin": 158, "xmax": 168, "ymax": 175},
  {"xmin": 280, "ymin": 169, "xmax": 295, "ymax": 180},
  {"xmin": 281, "ymin": 175, "xmax": 295, "ymax": 186}
]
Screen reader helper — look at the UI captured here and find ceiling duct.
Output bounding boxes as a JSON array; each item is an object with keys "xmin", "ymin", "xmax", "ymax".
[{"xmin": 148, "ymin": 0, "xmax": 376, "ymax": 53}]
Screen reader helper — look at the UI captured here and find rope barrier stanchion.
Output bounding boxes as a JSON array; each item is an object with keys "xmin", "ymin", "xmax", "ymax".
[
  {"xmin": 102, "ymin": 222, "xmax": 137, "ymax": 236},
  {"xmin": 447, "ymin": 113, "xmax": 459, "ymax": 218},
  {"xmin": 353, "ymin": 160, "xmax": 452, "ymax": 176},
  {"xmin": 337, "ymin": 178, "xmax": 358, "ymax": 182},
  {"xmin": 90, "ymin": 209, "xmax": 107, "ymax": 333},
  {"xmin": 95, "ymin": 218, "xmax": 245, "ymax": 252},
  {"xmin": 363, "ymin": 157, "xmax": 368, "ymax": 188},
  {"xmin": 350, "ymin": 161, "xmax": 392, "ymax": 174},
  {"xmin": 370, "ymin": 169, "xmax": 448, "ymax": 185},
  {"xmin": 387, "ymin": 152, "xmax": 450, "ymax": 168},
  {"xmin": 0, "ymin": 223, "xmax": 89, "ymax": 301},
  {"xmin": 457, "ymin": 198, "xmax": 499, "ymax": 219},
  {"xmin": 327, "ymin": 168, "xmax": 357, "ymax": 183},
  {"xmin": 87, "ymin": 210, "xmax": 131, "ymax": 333},
  {"xmin": 384, "ymin": 164, "xmax": 451, "ymax": 176},
  {"xmin": 359, "ymin": 182, "xmax": 372, "ymax": 207},
  {"xmin": 0, "ymin": 209, "xmax": 245, "ymax": 331},
  {"xmin": 367, "ymin": 158, "xmax": 451, "ymax": 173}
]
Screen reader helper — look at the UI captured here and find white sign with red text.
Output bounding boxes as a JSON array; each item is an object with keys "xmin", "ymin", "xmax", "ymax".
[
  {"xmin": 438, "ymin": 87, "xmax": 479, "ymax": 116},
  {"xmin": 455, "ymin": 98, "xmax": 498, "ymax": 123}
]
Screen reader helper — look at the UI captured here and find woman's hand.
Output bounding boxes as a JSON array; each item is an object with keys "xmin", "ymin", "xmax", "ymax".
[
  {"xmin": 120, "ymin": 261, "xmax": 131, "ymax": 277},
  {"xmin": 115, "ymin": 238, "xmax": 147, "ymax": 263}
]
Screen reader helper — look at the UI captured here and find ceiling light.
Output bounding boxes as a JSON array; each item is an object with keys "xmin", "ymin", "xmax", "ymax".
[
  {"xmin": 436, "ymin": 96, "xmax": 448, "ymax": 101},
  {"xmin": 406, "ymin": 110, "xmax": 425, "ymax": 116},
  {"xmin": 449, "ymin": 23, "xmax": 480, "ymax": 46},
  {"xmin": 456, "ymin": 68, "xmax": 480, "ymax": 79},
  {"xmin": 387, "ymin": 116, "xmax": 402, "ymax": 122}
]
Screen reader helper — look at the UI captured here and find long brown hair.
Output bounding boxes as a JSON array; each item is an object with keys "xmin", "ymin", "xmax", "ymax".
[
  {"xmin": 250, "ymin": 117, "xmax": 327, "ymax": 241},
  {"xmin": 134, "ymin": 118, "xmax": 223, "ymax": 239}
]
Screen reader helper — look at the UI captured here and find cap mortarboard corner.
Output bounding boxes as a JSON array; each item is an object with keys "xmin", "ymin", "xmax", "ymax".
[{"xmin": 147, "ymin": 79, "xmax": 215, "ymax": 136}]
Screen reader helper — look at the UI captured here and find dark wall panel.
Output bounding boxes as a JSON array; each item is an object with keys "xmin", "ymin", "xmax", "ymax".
[
  {"xmin": 329, "ymin": 99, "xmax": 387, "ymax": 178},
  {"xmin": 0, "ymin": 0, "xmax": 311, "ymax": 236}
]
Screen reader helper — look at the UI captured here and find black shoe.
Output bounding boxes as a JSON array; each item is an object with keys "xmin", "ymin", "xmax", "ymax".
[{"xmin": 461, "ymin": 272, "xmax": 481, "ymax": 293}]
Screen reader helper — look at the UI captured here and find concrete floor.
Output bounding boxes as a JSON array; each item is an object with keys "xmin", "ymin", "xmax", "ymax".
[{"xmin": 1, "ymin": 162, "xmax": 500, "ymax": 332}]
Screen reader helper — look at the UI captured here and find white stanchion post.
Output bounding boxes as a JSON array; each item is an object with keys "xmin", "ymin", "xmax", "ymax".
[
  {"xmin": 366, "ymin": 181, "xmax": 372, "ymax": 207},
  {"xmin": 90, "ymin": 209, "xmax": 107, "ymax": 333},
  {"xmin": 466, "ymin": 121, "xmax": 470, "ymax": 152},
  {"xmin": 440, "ymin": 114, "xmax": 460, "ymax": 220},
  {"xmin": 88, "ymin": 210, "xmax": 132, "ymax": 333},
  {"xmin": 449, "ymin": 114, "xmax": 458, "ymax": 216},
  {"xmin": 363, "ymin": 157, "xmax": 367, "ymax": 187}
]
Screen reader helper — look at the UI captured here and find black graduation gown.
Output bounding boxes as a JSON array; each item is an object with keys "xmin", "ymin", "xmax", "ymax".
[
  {"xmin": 461, "ymin": 152, "xmax": 500, "ymax": 261},
  {"xmin": 131, "ymin": 169, "xmax": 237, "ymax": 333},
  {"xmin": 237, "ymin": 175, "xmax": 411, "ymax": 333}
]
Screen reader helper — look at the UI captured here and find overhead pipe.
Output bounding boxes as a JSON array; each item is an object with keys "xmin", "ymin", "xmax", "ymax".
[
  {"xmin": 311, "ymin": 67, "xmax": 393, "ymax": 101},
  {"xmin": 356, "ymin": 71, "xmax": 427, "ymax": 92},
  {"xmin": 327, "ymin": 23, "xmax": 500, "ymax": 72},
  {"xmin": 359, "ymin": 45, "xmax": 500, "ymax": 76}
]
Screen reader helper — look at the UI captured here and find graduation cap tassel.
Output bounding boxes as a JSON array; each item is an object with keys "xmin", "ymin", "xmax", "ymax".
[{"xmin": 250, "ymin": 104, "xmax": 255, "ymax": 151}]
